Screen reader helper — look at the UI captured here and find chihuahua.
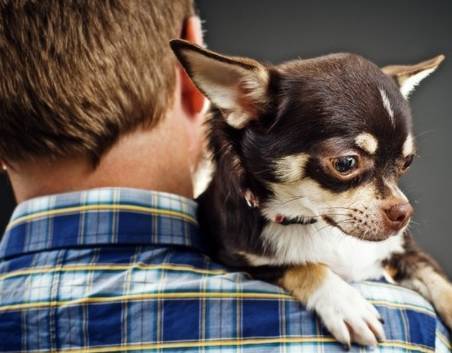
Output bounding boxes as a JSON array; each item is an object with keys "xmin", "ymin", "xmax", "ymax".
[{"xmin": 170, "ymin": 39, "xmax": 452, "ymax": 348}]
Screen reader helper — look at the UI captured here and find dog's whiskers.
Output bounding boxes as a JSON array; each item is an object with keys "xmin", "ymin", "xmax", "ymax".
[{"xmin": 312, "ymin": 218, "xmax": 354, "ymax": 235}]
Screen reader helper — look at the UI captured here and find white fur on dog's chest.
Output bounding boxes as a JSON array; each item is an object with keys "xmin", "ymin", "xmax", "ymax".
[{"xmin": 248, "ymin": 222, "xmax": 404, "ymax": 282}]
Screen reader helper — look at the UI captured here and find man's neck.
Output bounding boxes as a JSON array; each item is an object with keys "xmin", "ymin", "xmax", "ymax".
[{"xmin": 7, "ymin": 122, "xmax": 195, "ymax": 203}]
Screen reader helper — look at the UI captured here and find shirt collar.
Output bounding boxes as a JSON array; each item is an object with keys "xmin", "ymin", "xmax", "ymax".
[{"xmin": 0, "ymin": 187, "xmax": 204, "ymax": 260}]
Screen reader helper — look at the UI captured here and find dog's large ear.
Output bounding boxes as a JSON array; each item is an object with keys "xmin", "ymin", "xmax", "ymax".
[
  {"xmin": 382, "ymin": 55, "xmax": 445, "ymax": 98},
  {"xmin": 170, "ymin": 39, "xmax": 269, "ymax": 128}
]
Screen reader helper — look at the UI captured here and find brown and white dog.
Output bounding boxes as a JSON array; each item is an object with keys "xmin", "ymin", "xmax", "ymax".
[{"xmin": 170, "ymin": 39, "xmax": 452, "ymax": 348}]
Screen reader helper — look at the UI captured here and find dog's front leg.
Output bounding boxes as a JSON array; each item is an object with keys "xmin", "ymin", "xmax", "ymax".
[
  {"xmin": 386, "ymin": 233, "xmax": 452, "ymax": 328},
  {"xmin": 280, "ymin": 263, "xmax": 385, "ymax": 348}
]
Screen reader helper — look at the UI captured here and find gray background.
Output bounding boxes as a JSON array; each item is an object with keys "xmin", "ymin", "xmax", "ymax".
[{"xmin": 1, "ymin": 0, "xmax": 451, "ymax": 276}]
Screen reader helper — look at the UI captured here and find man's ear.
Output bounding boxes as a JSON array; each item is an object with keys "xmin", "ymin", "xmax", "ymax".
[
  {"xmin": 170, "ymin": 39, "xmax": 269, "ymax": 129},
  {"xmin": 179, "ymin": 17, "xmax": 206, "ymax": 117},
  {"xmin": 382, "ymin": 54, "xmax": 445, "ymax": 98}
]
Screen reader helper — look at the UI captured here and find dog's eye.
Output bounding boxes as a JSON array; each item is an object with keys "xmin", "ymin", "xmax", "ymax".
[
  {"xmin": 331, "ymin": 156, "xmax": 358, "ymax": 175},
  {"xmin": 403, "ymin": 154, "xmax": 415, "ymax": 170}
]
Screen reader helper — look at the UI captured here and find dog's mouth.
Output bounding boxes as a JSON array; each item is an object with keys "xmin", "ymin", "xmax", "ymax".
[
  {"xmin": 322, "ymin": 215, "xmax": 349, "ymax": 233},
  {"xmin": 273, "ymin": 214, "xmax": 317, "ymax": 226},
  {"xmin": 322, "ymin": 215, "xmax": 394, "ymax": 242},
  {"xmin": 272, "ymin": 213, "xmax": 402, "ymax": 242}
]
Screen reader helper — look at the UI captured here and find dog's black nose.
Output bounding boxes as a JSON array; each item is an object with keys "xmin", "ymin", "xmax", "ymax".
[{"xmin": 383, "ymin": 202, "xmax": 414, "ymax": 231}]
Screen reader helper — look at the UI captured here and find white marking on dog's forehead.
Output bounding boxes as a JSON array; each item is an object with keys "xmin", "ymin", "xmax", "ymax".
[
  {"xmin": 274, "ymin": 154, "xmax": 309, "ymax": 183},
  {"xmin": 379, "ymin": 88, "xmax": 394, "ymax": 125},
  {"xmin": 402, "ymin": 134, "xmax": 414, "ymax": 157},
  {"xmin": 355, "ymin": 133, "xmax": 378, "ymax": 154}
]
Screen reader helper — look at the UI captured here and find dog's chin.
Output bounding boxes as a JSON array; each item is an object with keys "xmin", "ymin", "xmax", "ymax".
[{"xmin": 322, "ymin": 215, "xmax": 400, "ymax": 242}]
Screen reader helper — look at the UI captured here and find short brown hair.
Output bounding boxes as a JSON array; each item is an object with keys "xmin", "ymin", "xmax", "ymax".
[{"xmin": 0, "ymin": 0, "xmax": 194, "ymax": 163}]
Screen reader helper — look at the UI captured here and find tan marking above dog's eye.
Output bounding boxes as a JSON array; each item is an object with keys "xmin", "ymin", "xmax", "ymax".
[
  {"xmin": 354, "ymin": 133, "xmax": 378, "ymax": 155},
  {"xmin": 402, "ymin": 134, "xmax": 415, "ymax": 157}
]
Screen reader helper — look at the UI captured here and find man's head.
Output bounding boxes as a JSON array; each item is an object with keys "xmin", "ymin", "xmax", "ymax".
[
  {"xmin": 171, "ymin": 40, "xmax": 444, "ymax": 241},
  {"xmin": 0, "ymin": 0, "xmax": 206, "ymax": 201}
]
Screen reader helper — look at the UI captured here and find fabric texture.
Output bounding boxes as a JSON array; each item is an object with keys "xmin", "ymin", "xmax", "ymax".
[{"xmin": 0, "ymin": 187, "xmax": 450, "ymax": 353}]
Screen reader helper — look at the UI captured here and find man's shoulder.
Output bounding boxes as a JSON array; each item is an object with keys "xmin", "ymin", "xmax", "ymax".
[
  {"xmin": 0, "ymin": 245, "xmax": 450, "ymax": 353},
  {"xmin": 0, "ymin": 244, "xmax": 444, "ymax": 312}
]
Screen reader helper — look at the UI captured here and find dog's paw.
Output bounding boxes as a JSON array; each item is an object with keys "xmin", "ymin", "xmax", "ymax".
[
  {"xmin": 412, "ymin": 267, "xmax": 452, "ymax": 329},
  {"xmin": 308, "ymin": 272, "xmax": 385, "ymax": 348},
  {"xmin": 437, "ymin": 303, "xmax": 452, "ymax": 329},
  {"xmin": 431, "ymin": 277, "xmax": 452, "ymax": 329}
]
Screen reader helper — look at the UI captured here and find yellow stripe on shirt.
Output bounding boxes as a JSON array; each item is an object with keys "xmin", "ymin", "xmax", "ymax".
[
  {"xmin": 8, "ymin": 337, "xmax": 434, "ymax": 353},
  {"xmin": 0, "ymin": 263, "xmax": 228, "ymax": 281},
  {"xmin": 6, "ymin": 204, "xmax": 197, "ymax": 230}
]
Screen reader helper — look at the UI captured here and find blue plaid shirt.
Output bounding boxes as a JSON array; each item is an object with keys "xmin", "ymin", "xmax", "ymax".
[{"xmin": 0, "ymin": 188, "xmax": 450, "ymax": 353}]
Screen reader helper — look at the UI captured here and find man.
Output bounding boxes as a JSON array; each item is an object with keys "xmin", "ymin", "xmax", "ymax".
[{"xmin": 0, "ymin": 1, "xmax": 449, "ymax": 352}]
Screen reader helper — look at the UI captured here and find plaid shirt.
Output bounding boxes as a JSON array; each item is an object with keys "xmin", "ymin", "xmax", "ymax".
[{"xmin": 0, "ymin": 188, "xmax": 450, "ymax": 353}]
